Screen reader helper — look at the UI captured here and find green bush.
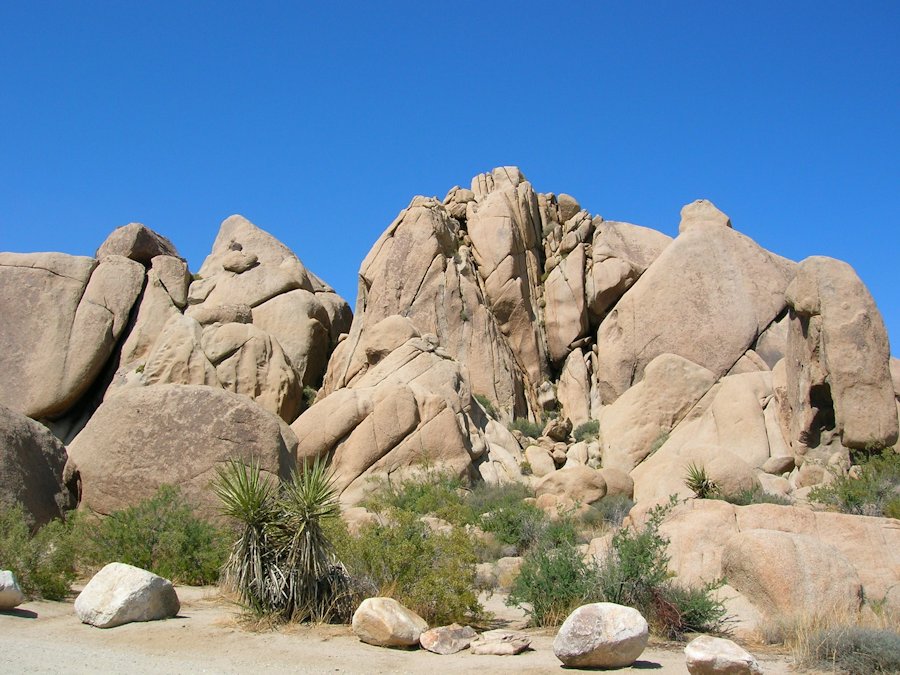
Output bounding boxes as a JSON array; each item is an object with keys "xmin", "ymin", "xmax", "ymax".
[
  {"xmin": 0, "ymin": 503, "xmax": 79, "ymax": 600},
  {"xmin": 364, "ymin": 470, "xmax": 474, "ymax": 526},
  {"xmin": 328, "ymin": 510, "xmax": 482, "ymax": 625},
  {"xmin": 81, "ymin": 484, "xmax": 227, "ymax": 586},
  {"xmin": 809, "ymin": 448, "xmax": 900, "ymax": 518},
  {"xmin": 473, "ymin": 393, "xmax": 496, "ymax": 418},
  {"xmin": 215, "ymin": 459, "xmax": 351, "ymax": 623},
  {"xmin": 302, "ymin": 385, "xmax": 318, "ymax": 408},
  {"xmin": 722, "ymin": 486, "xmax": 791, "ymax": 507},
  {"xmin": 573, "ymin": 420, "xmax": 600, "ymax": 443},
  {"xmin": 508, "ymin": 417, "xmax": 543, "ymax": 439},
  {"xmin": 507, "ymin": 536, "xmax": 596, "ymax": 626},
  {"xmin": 804, "ymin": 626, "xmax": 900, "ymax": 674},
  {"xmin": 583, "ymin": 494, "xmax": 636, "ymax": 528}
]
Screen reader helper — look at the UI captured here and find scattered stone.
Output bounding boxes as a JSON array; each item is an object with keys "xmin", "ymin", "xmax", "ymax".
[
  {"xmin": 684, "ymin": 635, "xmax": 762, "ymax": 674},
  {"xmin": 0, "ymin": 571, "xmax": 26, "ymax": 610},
  {"xmin": 761, "ymin": 455, "xmax": 795, "ymax": 475},
  {"xmin": 553, "ymin": 602, "xmax": 649, "ymax": 668},
  {"xmin": 419, "ymin": 623, "xmax": 477, "ymax": 654},
  {"xmin": 74, "ymin": 562, "xmax": 180, "ymax": 628},
  {"xmin": 351, "ymin": 597, "xmax": 428, "ymax": 648},
  {"xmin": 470, "ymin": 629, "xmax": 531, "ymax": 655}
]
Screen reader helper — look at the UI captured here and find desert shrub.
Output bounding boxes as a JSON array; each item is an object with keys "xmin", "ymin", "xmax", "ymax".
[
  {"xmin": 573, "ymin": 420, "xmax": 600, "ymax": 443},
  {"xmin": 328, "ymin": 510, "xmax": 481, "ymax": 625},
  {"xmin": 364, "ymin": 469, "xmax": 474, "ymax": 526},
  {"xmin": 301, "ymin": 385, "xmax": 318, "ymax": 408},
  {"xmin": 583, "ymin": 494, "xmax": 636, "ymax": 528},
  {"xmin": 468, "ymin": 482, "xmax": 545, "ymax": 553},
  {"xmin": 684, "ymin": 463, "xmax": 719, "ymax": 499},
  {"xmin": 722, "ymin": 486, "xmax": 792, "ymax": 506},
  {"xmin": 508, "ymin": 417, "xmax": 543, "ymax": 439},
  {"xmin": 508, "ymin": 536, "xmax": 597, "ymax": 626},
  {"xmin": 800, "ymin": 626, "xmax": 900, "ymax": 673},
  {"xmin": 472, "ymin": 393, "xmax": 496, "ymax": 418},
  {"xmin": 647, "ymin": 430, "xmax": 669, "ymax": 457},
  {"xmin": 809, "ymin": 447, "xmax": 900, "ymax": 518},
  {"xmin": 215, "ymin": 459, "xmax": 352, "ymax": 623},
  {"xmin": 595, "ymin": 498, "xmax": 728, "ymax": 638},
  {"xmin": 0, "ymin": 503, "xmax": 79, "ymax": 600},
  {"xmin": 81, "ymin": 484, "xmax": 227, "ymax": 586}
]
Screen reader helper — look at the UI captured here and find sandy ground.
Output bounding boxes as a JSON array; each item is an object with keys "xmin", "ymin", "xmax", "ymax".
[{"xmin": 0, "ymin": 587, "xmax": 795, "ymax": 674}]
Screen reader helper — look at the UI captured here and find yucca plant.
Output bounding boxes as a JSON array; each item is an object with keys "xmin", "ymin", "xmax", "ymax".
[
  {"xmin": 214, "ymin": 458, "xmax": 351, "ymax": 623},
  {"xmin": 684, "ymin": 462, "xmax": 719, "ymax": 499}
]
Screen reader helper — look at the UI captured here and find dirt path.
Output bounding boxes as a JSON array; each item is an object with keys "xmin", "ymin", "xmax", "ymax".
[{"xmin": 1, "ymin": 587, "xmax": 794, "ymax": 674}]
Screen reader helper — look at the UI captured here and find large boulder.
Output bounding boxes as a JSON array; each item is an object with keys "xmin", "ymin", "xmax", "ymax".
[
  {"xmin": 66, "ymin": 384, "xmax": 297, "ymax": 518},
  {"xmin": 628, "ymin": 500, "xmax": 898, "ymax": 628},
  {"xmin": 599, "ymin": 353, "xmax": 716, "ymax": 473},
  {"xmin": 721, "ymin": 529, "xmax": 862, "ymax": 618},
  {"xmin": 96, "ymin": 223, "xmax": 180, "ymax": 264},
  {"xmin": 0, "ymin": 571, "xmax": 26, "ymax": 610},
  {"xmin": 0, "ymin": 405, "xmax": 72, "ymax": 527},
  {"xmin": 419, "ymin": 624, "xmax": 477, "ymax": 655},
  {"xmin": 74, "ymin": 562, "xmax": 180, "ymax": 628},
  {"xmin": 585, "ymin": 220, "xmax": 671, "ymax": 321},
  {"xmin": 351, "ymin": 597, "xmax": 428, "ymax": 647},
  {"xmin": 594, "ymin": 206, "xmax": 795, "ymax": 402},
  {"xmin": 293, "ymin": 332, "xmax": 484, "ymax": 505},
  {"xmin": 553, "ymin": 602, "xmax": 649, "ymax": 668},
  {"xmin": 534, "ymin": 465, "xmax": 607, "ymax": 506},
  {"xmin": 684, "ymin": 635, "xmax": 762, "ymax": 675},
  {"xmin": 0, "ymin": 253, "xmax": 144, "ymax": 419},
  {"xmin": 784, "ymin": 256, "xmax": 898, "ymax": 451}
]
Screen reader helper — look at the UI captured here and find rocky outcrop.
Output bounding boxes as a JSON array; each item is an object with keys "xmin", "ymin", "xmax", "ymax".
[
  {"xmin": 594, "ymin": 214, "xmax": 795, "ymax": 402},
  {"xmin": 0, "ymin": 405, "xmax": 73, "ymax": 527},
  {"xmin": 785, "ymin": 256, "xmax": 898, "ymax": 452},
  {"xmin": 74, "ymin": 563, "xmax": 180, "ymax": 628},
  {"xmin": 292, "ymin": 324, "xmax": 485, "ymax": 505},
  {"xmin": 0, "ymin": 253, "xmax": 144, "ymax": 419},
  {"xmin": 96, "ymin": 223, "xmax": 180, "ymax": 264},
  {"xmin": 629, "ymin": 500, "xmax": 899, "ymax": 626},
  {"xmin": 66, "ymin": 384, "xmax": 297, "ymax": 518}
]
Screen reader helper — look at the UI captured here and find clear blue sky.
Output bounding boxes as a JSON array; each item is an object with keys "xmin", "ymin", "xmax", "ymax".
[{"xmin": 2, "ymin": 2, "xmax": 898, "ymax": 351}]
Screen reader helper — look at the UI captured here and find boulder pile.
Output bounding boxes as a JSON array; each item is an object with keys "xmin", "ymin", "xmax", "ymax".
[{"xmin": 1, "ymin": 166, "xmax": 897, "ymax": 635}]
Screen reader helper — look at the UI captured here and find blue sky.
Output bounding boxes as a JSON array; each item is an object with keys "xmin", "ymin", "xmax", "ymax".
[{"xmin": 2, "ymin": 2, "xmax": 898, "ymax": 350}]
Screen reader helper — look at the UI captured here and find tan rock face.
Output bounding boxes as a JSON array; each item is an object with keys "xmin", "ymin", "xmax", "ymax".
[
  {"xmin": 0, "ymin": 404, "xmax": 73, "ymax": 527},
  {"xmin": 544, "ymin": 244, "xmax": 588, "ymax": 364},
  {"xmin": 599, "ymin": 353, "xmax": 716, "ymax": 473},
  {"xmin": 96, "ymin": 223, "xmax": 180, "ymax": 265},
  {"xmin": 586, "ymin": 220, "xmax": 671, "ymax": 321},
  {"xmin": 67, "ymin": 384, "xmax": 297, "ymax": 519},
  {"xmin": 678, "ymin": 199, "xmax": 732, "ymax": 233},
  {"xmin": 785, "ymin": 256, "xmax": 898, "ymax": 450},
  {"xmin": 535, "ymin": 465, "xmax": 607, "ymax": 506},
  {"xmin": 557, "ymin": 349, "xmax": 592, "ymax": 427},
  {"xmin": 594, "ymin": 220, "xmax": 795, "ymax": 403},
  {"xmin": 323, "ymin": 198, "xmax": 528, "ymax": 418},
  {"xmin": 0, "ymin": 252, "xmax": 144, "ymax": 419},
  {"xmin": 629, "ymin": 500, "xmax": 898, "ymax": 629}
]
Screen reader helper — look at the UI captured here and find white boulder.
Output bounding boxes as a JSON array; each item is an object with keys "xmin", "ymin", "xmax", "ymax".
[
  {"xmin": 684, "ymin": 635, "xmax": 763, "ymax": 674},
  {"xmin": 553, "ymin": 602, "xmax": 649, "ymax": 668},
  {"xmin": 74, "ymin": 562, "xmax": 180, "ymax": 628},
  {"xmin": 351, "ymin": 597, "xmax": 428, "ymax": 648},
  {"xmin": 0, "ymin": 570, "xmax": 26, "ymax": 610}
]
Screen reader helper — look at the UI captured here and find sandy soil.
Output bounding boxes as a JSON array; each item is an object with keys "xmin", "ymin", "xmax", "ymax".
[{"xmin": 1, "ymin": 587, "xmax": 795, "ymax": 674}]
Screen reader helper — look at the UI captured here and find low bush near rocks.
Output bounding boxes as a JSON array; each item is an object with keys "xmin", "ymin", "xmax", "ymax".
[
  {"xmin": 0, "ymin": 502, "xmax": 78, "ymax": 600},
  {"xmin": 573, "ymin": 420, "xmax": 600, "ymax": 443},
  {"xmin": 508, "ymin": 417, "xmax": 543, "ymax": 439},
  {"xmin": 327, "ymin": 510, "xmax": 482, "ymax": 626},
  {"xmin": 508, "ymin": 498, "xmax": 728, "ymax": 637},
  {"xmin": 582, "ymin": 494, "xmax": 636, "ymax": 528},
  {"xmin": 809, "ymin": 447, "xmax": 900, "ymax": 518},
  {"xmin": 80, "ymin": 484, "xmax": 227, "ymax": 586},
  {"xmin": 722, "ymin": 486, "xmax": 791, "ymax": 506},
  {"xmin": 364, "ymin": 469, "xmax": 473, "ymax": 525}
]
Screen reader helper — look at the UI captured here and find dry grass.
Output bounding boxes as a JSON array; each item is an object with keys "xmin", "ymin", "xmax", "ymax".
[{"xmin": 759, "ymin": 603, "xmax": 900, "ymax": 673}]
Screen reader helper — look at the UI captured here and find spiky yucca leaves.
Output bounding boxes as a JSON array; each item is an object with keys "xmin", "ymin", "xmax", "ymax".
[
  {"xmin": 684, "ymin": 462, "xmax": 719, "ymax": 499},
  {"xmin": 214, "ymin": 459, "xmax": 279, "ymax": 615},
  {"xmin": 276, "ymin": 459, "xmax": 349, "ymax": 622}
]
